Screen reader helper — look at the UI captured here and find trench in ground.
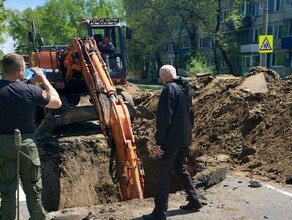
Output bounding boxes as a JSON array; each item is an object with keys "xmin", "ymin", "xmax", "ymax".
[{"xmin": 38, "ymin": 122, "xmax": 185, "ymax": 212}]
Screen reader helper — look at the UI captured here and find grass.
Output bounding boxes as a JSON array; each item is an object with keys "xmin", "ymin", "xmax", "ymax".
[{"xmin": 135, "ymin": 83, "xmax": 163, "ymax": 90}]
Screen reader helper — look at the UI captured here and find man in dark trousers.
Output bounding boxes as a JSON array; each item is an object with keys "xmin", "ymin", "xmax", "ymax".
[
  {"xmin": 0, "ymin": 53, "xmax": 62, "ymax": 220},
  {"xmin": 143, "ymin": 65, "xmax": 202, "ymax": 220}
]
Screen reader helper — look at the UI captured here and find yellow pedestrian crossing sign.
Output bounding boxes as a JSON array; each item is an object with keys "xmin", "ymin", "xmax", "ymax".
[{"xmin": 259, "ymin": 35, "xmax": 273, "ymax": 53}]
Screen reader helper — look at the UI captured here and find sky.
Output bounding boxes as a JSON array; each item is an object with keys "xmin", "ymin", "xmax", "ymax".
[
  {"xmin": 1, "ymin": 0, "xmax": 47, "ymax": 53},
  {"xmin": 5, "ymin": 0, "xmax": 47, "ymax": 11}
]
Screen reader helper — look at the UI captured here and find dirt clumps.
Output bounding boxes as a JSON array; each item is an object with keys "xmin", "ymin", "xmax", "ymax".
[
  {"xmin": 39, "ymin": 66, "xmax": 292, "ymax": 213},
  {"xmin": 189, "ymin": 67, "xmax": 292, "ymax": 184}
]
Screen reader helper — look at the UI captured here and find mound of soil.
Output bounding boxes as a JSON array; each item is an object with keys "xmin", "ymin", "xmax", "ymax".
[
  {"xmin": 38, "ymin": 67, "xmax": 292, "ymax": 214},
  {"xmin": 189, "ymin": 67, "xmax": 292, "ymax": 183}
]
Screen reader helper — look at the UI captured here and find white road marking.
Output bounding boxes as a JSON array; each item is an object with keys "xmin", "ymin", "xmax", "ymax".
[
  {"xmin": 19, "ymin": 183, "xmax": 26, "ymax": 201},
  {"xmin": 18, "ymin": 183, "xmax": 30, "ymax": 219},
  {"xmin": 265, "ymin": 184, "xmax": 292, "ymax": 198}
]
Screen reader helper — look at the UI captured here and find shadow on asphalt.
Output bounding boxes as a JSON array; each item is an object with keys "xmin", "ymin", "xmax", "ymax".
[{"xmin": 130, "ymin": 209, "xmax": 200, "ymax": 220}]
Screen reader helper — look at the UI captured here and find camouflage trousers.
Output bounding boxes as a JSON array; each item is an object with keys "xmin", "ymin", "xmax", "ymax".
[{"xmin": 0, "ymin": 134, "xmax": 46, "ymax": 220}]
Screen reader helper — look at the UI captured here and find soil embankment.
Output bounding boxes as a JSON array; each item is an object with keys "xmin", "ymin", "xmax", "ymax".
[{"xmin": 38, "ymin": 67, "xmax": 292, "ymax": 214}]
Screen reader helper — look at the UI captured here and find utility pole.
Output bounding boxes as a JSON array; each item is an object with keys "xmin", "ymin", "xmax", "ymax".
[{"xmin": 261, "ymin": 0, "xmax": 269, "ymax": 67}]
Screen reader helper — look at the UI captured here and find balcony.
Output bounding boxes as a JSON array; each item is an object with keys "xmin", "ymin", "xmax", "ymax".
[
  {"xmin": 241, "ymin": 44, "xmax": 258, "ymax": 53},
  {"xmin": 282, "ymin": 36, "xmax": 292, "ymax": 49}
]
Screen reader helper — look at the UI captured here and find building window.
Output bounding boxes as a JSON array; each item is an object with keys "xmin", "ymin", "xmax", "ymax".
[
  {"xmin": 238, "ymin": 30, "xmax": 251, "ymax": 45},
  {"xmin": 199, "ymin": 37, "xmax": 211, "ymax": 48},
  {"xmin": 274, "ymin": 25, "xmax": 283, "ymax": 39},
  {"xmin": 180, "ymin": 37, "xmax": 190, "ymax": 48},
  {"xmin": 275, "ymin": 0, "xmax": 284, "ymax": 11},
  {"xmin": 251, "ymin": 1, "xmax": 263, "ymax": 16},
  {"xmin": 253, "ymin": 29, "xmax": 260, "ymax": 43},
  {"xmin": 285, "ymin": 0, "xmax": 292, "ymax": 7},
  {"xmin": 239, "ymin": 2, "xmax": 251, "ymax": 16},
  {"xmin": 271, "ymin": 53, "xmax": 284, "ymax": 66},
  {"xmin": 241, "ymin": 56, "xmax": 251, "ymax": 74},
  {"xmin": 199, "ymin": 38, "xmax": 204, "ymax": 48},
  {"xmin": 289, "ymin": 20, "xmax": 292, "ymax": 35},
  {"xmin": 252, "ymin": 55, "xmax": 260, "ymax": 66},
  {"xmin": 283, "ymin": 20, "xmax": 292, "ymax": 36},
  {"xmin": 168, "ymin": 43, "xmax": 173, "ymax": 53},
  {"xmin": 242, "ymin": 56, "xmax": 251, "ymax": 67},
  {"xmin": 257, "ymin": 2, "xmax": 263, "ymax": 15}
]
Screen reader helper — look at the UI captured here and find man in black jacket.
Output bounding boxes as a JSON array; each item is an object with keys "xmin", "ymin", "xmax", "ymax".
[{"xmin": 143, "ymin": 65, "xmax": 202, "ymax": 220}]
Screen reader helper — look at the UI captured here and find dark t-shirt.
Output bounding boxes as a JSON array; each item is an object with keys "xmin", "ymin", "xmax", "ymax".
[
  {"xmin": 97, "ymin": 41, "xmax": 115, "ymax": 54},
  {"xmin": 0, "ymin": 80, "xmax": 50, "ymax": 134}
]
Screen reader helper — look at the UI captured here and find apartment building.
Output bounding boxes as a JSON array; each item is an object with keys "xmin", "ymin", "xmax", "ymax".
[{"xmin": 196, "ymin": 0, "xmax": 292, "ymax": 77}]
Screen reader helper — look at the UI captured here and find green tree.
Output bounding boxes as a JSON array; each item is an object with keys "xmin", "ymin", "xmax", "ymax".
[
  {"xmin": 0, "ymin": 0, "xmax": 4, "ymax": 72},
  {"xmin": 209, "ymin": 0, "xmax": 244, "ymax": 74},
  {"xmin": 6, "ymin": 0, "xmax": 125, "ymax": 55},
  {"xmin": 123, "ymin": 0, "xmax": 187, "ymax": 78},
  {"xmin": 0, "ymin": 0, "xmax": 8, "ymax": 45},
  {"xmin": 174, "ymin": 0, "xmax": 244, "ymax": 75},
  {"xmin": 7, "ymin": 8, "xmax": 42, "ymax": 54},
  {"xmin": 40, "ymin": 0, "xmax": 88, "ymax": 45},
  {"xmin": 86, "ymin": 0, "xmax": 122, "ymax": 18},
  {"xmin": 123, "ymin": 0, "xmax": 245, "ymax": 76},
  {"xmin": 123, "ymin": 0, "xmax": 213, "ymax": 77}
]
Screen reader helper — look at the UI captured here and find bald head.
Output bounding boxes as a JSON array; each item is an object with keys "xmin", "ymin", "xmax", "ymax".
[{"xmin": 159, "ymin": 65, "xmax": 177, "ymax": 85}]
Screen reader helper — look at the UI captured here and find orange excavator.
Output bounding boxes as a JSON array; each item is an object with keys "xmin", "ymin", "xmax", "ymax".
[{"xmin": 27, "ymin": 19, "xmax": 153, "ymax": 201}]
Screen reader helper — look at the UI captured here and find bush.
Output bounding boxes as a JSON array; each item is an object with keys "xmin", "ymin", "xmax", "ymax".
[{"xmin": 186, "ymin": 56, "xmax": 213, "ymax": 76}]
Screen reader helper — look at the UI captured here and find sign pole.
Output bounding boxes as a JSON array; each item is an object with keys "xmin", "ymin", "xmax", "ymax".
[{"xmin": 260, "ymin": 0, "xmax": 269, "ymax": 67}]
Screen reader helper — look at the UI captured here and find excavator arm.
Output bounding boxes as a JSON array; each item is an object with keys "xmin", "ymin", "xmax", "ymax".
[
  {"xmin": 27, "ymin": 18, "xmax": 154, "ymax": 200},
  {"xmin": 58, "ymin": 37, "xmax": 145, "ymax": 200}
]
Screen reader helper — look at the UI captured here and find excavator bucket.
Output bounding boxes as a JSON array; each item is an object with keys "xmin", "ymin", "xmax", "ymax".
[{"xmin": 35, "ymin": 104, "xmax": 154, "ymax": 139}]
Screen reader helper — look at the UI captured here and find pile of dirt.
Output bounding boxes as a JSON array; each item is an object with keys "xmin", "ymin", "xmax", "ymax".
[
  {"xmin": 131, "ymin": 66, "xmax": 292, "ymax": 182},
  {"xmin": 189, "ymin": 67, "xmax": 292, "ymax": 184},
  {"xmin": 38, "ymin": 66, "xmax": 292, "ymax": 213}
]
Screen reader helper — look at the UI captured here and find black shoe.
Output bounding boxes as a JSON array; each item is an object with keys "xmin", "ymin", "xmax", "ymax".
[
  {"xmin": 179, "ymin": 202, "xmax": 202, "ymax": 211},
  {"xmin": 142, "ymin": 213, "xmax": 166, "ymax": 220}
]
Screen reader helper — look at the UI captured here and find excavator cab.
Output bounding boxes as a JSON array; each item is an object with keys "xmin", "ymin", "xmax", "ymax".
[{"xmin": 77, "ymin": 18, "xmax": 132, "ymax": 85}]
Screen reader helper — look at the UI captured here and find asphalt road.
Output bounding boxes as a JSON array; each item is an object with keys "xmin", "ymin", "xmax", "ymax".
[
  {"xmin": 17, "ymin": 173, "xmax": 292, "ymax": 220},
  {"xmin": 166, "ymin": 173, "xmax": 292, "ymax": 220}
]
